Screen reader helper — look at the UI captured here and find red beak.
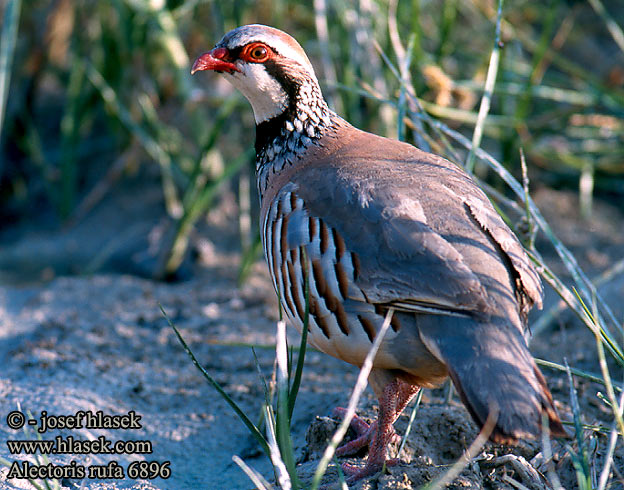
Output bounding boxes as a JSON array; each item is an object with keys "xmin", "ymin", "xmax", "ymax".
[{"xmin": 191, "ymin": 48, "xmax": 240, "ymax": 75}]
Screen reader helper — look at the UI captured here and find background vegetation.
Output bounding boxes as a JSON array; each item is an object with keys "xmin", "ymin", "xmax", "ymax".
[
  {"xmin": 1, "ymin": 0, "xmax": 623, "ymax": 488},
  {"xmin": 1, "ymin": 0, "xmax": 622, "ymax": 278}
]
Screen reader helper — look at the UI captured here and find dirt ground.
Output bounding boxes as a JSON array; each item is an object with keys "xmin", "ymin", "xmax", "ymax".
[{"xmin": 1, "ymin": 170, "xmax": 623, "ymax": 490}]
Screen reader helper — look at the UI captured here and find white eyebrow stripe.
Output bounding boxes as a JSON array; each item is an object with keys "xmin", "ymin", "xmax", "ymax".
[{"xmin": 220, "ymin": 26, "xmax": 317, "ymax": 81}]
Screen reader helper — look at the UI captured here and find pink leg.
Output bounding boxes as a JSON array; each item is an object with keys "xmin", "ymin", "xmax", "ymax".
[
  {"xmin": 392, "ymin": 380, "xmax": 422, "ymax": 424},
  {"xmin": 332, "ymin": 408, "xmax": 374, "ymax": 455},
  {"xmin": 333, "ymin": 379, "xmax": 420, "ymax": 484},
  {"xmin": 332, "ymin": 410, "xmax": 400, "ymax": 456}
]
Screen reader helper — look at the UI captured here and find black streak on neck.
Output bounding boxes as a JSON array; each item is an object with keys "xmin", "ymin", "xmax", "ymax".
[
  {"xmin": 255, "ymin": 111, "xmax": 290, "ymax": 156},
  {"xmin": 254, "ymin": 59, "xmax": 302, "ymax": 156}
]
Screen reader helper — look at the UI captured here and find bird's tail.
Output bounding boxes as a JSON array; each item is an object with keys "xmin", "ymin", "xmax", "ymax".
[{"xmin": 418, "ymin": 314, "xmax": 567, "ymax": 443}]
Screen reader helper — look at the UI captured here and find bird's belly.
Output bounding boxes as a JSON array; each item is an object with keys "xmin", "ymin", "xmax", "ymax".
[{"xmin": 282, "ymin": 301, "xmax": 448, "ymax": 387}]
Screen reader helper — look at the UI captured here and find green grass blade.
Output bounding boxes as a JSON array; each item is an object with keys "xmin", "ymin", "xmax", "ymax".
[
  {"xmin": 264, "ymin": 405, "xmax": 292, "ymax": 489},
  {"xmin": 597, "ymin": 390, "xmax": 624, "ymax": 490},
  {"xmin": 511, "ymin": 2, "xmax": 557, "ymax": 127},
  {"xmin": 276, "ymin": 322, "xmax": 298, "ymax": 485},
  {"xmin": 465, "ymin": 0, "xmax": 504, "ymax": 173},
  {"xmin": 396, "ymin": 35, "xmax": 416, "ymax": 143},
  {"xmin": 437, "ymin": 0, "xmax": 458, "ymax": 61},
  {"xmin": 232, "ymin": 455, "xmax": 272, "ymax": 490},
  {"xmin": 588, "ymin": 316, "xmax": 624, "ymax": 437},
  {"xmin": 386, "ymin": 0, "xmax": 430, "ymax": 151},
  {"xmin": 519, "ymin": 149, "xmax": 536, "ymax": 249},
  {"xmin": 160, "ymin": 303, "xmax": 270, "ymax": 457},
  {"xmin": 275, "ymin": 320, "xmax": 300, "ymax": 487},
  {"xmin": 0, "ymin": 0, "xmax": 21, "ymax": 144},
  {"xmin": 564, "ymin": 361, "xmax": 592, "ymax": 490},
  {"xmin": 535, "ymin": 358, "xmax": 622, "ymax": 393},
  {"xmin": 288, "ymin": 249, "xmax": 310, "ymax": 419},
  {"xmin": 587, "ymin": 0, "xmax": 624, "ymax": 55}
]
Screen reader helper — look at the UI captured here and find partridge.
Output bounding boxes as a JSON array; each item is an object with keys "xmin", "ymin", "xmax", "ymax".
[{"xmin": 191, "ymin": 24, "xmax": 566, "ymax": 483}]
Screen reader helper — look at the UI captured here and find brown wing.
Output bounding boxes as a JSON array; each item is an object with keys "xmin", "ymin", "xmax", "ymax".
[{"xmin": 262, "ymin": 125, "xmax": 541, "ymax": 331}]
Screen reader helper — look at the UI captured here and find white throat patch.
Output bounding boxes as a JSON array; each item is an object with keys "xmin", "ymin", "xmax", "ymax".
[{"xmin": 227, "ymin": 64, "xmax": 288, "ymax": 124}]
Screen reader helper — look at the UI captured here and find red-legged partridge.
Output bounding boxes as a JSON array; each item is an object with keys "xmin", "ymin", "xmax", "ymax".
[{"xmin": 191, "ymin": 24, "xmax": 566, "ymax": 484}]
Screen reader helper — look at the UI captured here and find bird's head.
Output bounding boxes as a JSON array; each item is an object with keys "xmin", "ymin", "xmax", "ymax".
[{"xmin": 191, "ymin": 24, "xmax": 321, "ymax": 124}]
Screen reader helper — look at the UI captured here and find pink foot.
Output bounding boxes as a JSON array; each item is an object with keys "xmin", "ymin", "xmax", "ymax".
[
  {"xmin": 331, "ymin": 407, "xmax": 399, "ymax": 457},
  {"xmin": 322, "ymin": 380, "xmax": 419, "ymax": 486}
]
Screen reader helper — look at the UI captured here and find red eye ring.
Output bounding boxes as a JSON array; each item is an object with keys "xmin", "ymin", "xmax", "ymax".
[{"xmin": 243, "ymin": 42, "xmax": 271, "ymax": 63}]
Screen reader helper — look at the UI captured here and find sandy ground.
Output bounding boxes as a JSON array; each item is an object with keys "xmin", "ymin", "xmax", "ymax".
[{"xmin": 1, "ymin": 175, "xmax": 623, "ymax": 490}]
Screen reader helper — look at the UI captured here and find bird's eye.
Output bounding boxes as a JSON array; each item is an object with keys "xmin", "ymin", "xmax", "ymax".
[
  {"xmin": 251, "ymin": 46, "xmax": 267, "ymax": 59},
  {"xmin": 245, "ymin": 43, "xmax": 270, "ymax": 62}
]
